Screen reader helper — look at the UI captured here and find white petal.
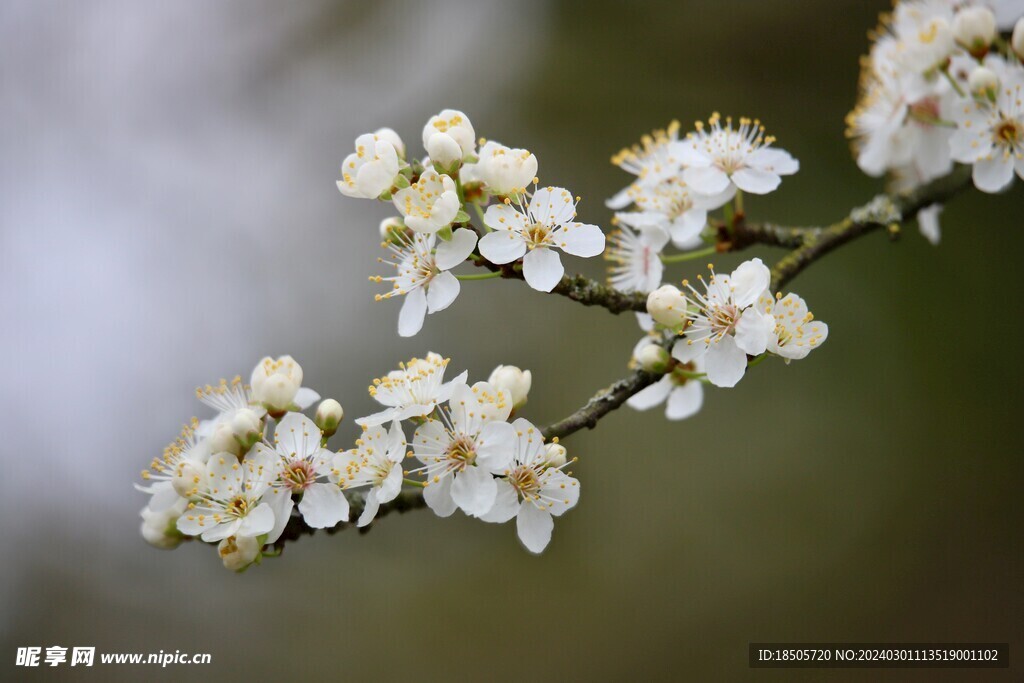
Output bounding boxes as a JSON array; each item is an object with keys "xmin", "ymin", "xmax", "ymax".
[
  {"xmin": 483, "ymin": 203, "xmax": 528, "ymax": 232},
  {"xmin": 377, "ymin": 463, "xmax": 403, "ymax": 504},
  {"xmin": 540, "ymin": 470, "xmax": 580, "ymax": 517},
  {"xmin": 522, "ymin": 248, "xmax": 564, "ymax": 292},
  {"xmin": 605, "ymin": 186, "xmax": 634, "ymax": 210},
  {"xmin": 734, "ymin": 308, "xmax": 772, "ymax": 356},
  {"xmin": 480, "ymin": 480, "xmax": 521, "ymax": 523},
  {"xmin": 683, "ymin": 166, "xmax": 731, "ymax": 195},
  {"xmin": 665, "ymin": 382, "xmax": 703, "ymax": 420},
  {"xmin": 423, "ymin": 475, "xmax": 457, "ymax": 517},
  {"xmin": 435, "ymin": 228, "xmax": 478, "ymax": 270},
  {"xmin": 478, "ymin": 230, "xmax": 527, "ymax": 264},
  {"xmin": 237, "ymin": 502, "xmax": 275, "ymax": 538},
  {"xmin": 298, "ymin": 483, "xmax": 350, "ymax": 528},
  {"xmin": 729, "ymin": 258, "xmax": 771, "ymax": 308},
  {"xmin": 397, "ymin": 287, "xmax": 427, "ymax": 337},
  {"xmin": 973, "ymin": 155, "xmax": 1015, "ymax": 193},
  {"xmin": 357, "ymin": 488, "xmax": 380, "ymax": 527},
  {"xmin": 671, "ymin": 337, "xmax": 705, "ymax": 363},
  {"xmin": 450, "ymin": 467, "xmax": 498, "ymax": 517},
  {"xmin": 475, "ymin": 421, "xmax": 516, "ymax": 472},
  {"xmin": 731, "ymin": 168, "xmax": 781, "ymax": 194},
  {"xmin": 746, "ymin": 147, "xmax": 799, "ymax": 175},
  {"xmin": 529, "ymin": 186, "xmax": 577, "ymax": 225},
  {"xmin": 205, "ymin": 453, "xmax": 244, "ymax": 498},
  {"xmin": 516, "ymin": 504, "xmax": 554, "ymax": 554},
  {"xmin": 293, "ymin": 386, "xmax": 320, "ymax": 409},
  {"xmin": 917, "ymin": 204, "xmax": 942, "ymax": 246},
  {"xmin": 556, "ymin": 223, "xmax": 605, "ymax": 257},
  {"xmin": 264, "ymin": 488, "xmax": 293, "ymax": 543},
  {"xmin": 704, "ymin": 336, "xmax": 748, "ymax": 388},
  {"xmin": 626, "ymin": 376, "xmax": 673, "ymax": 410},
  {"xmin": 274, "ymin": 412, "xmax": 321, "ymax": 459},
  {"xmin": 425, "ymin": 271, "xmax": 460, "ymax": 313},
  {"xmin": 670, "ymin": 209, "xmax": 706, "ymax": 247}
]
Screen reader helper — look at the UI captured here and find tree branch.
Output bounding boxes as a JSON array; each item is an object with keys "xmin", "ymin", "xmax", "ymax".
[{"xmin": 541, "ymin": 368, "xmax": 661, "ymax": 441}]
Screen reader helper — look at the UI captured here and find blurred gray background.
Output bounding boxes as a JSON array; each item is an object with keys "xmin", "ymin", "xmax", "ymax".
[{"xmin": 1, "ymin": 0, "xmax": 1021, "ymax": 680}]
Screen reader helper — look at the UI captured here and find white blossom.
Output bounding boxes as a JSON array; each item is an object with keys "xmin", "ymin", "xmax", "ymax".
[
  {"xmin": 250, "ymin": 355, "xmax": 319, "ymax": 413},
  {"xmin": 627, "ymin": 338, "xmax": 705, "ymax": 421},
  {"xmin": 218, "ymin": 535, "xmax": 261, "ymax": 572},
  {"xmin": 676, "ymin": 258, "xmax": 774, "ymax": 388},
  {"xmin": 487, "ymin": 365, "xmax": 532, "ymax": 408},
  {"xmin": 140, "ymin": 498, "xmax": 188, "ymax": 549},
  {"xmin": 357, "ymin": 352, "xmax": 467, "ymax": 427},
  {"xmin": 680, "ymin": 113, "xmax": 799, "ymax": 196},
  {"xmin": 760, "ymin": 292, "xmax": 830, "ymax": 361},
  {"xmin": 337, "ymin": 130, "xmax": 403, "ymax": 199},
  {"xmin": 952, "ymin": 6, "xmax": 997, "ymax": 53},
  {"xmin": 422, "ymin": 109, "xmax": 476, "ymax": 164},
  {"xmin": 605, "ymin": 215, "xmax": 669, "ymax": 293},
  {"xmin": 255, "ymin": 412, "xmax": 349, "ymax": 531},
  {"xmin": 624, "ymin": 179, "xmax": 732, "ymax": 248},
  {"xmin": 646, "ymin": 284, "xmax": 689, "ymax": 329},
  {"xmin": 474, "ymin": 140, "xmax": 538, "ymax": 196},
  {"xmin": 606, "ymin": 121, "xmax": 689, "ymax": 208},
  {"xmin": 371, "ymin": 228, "xmax": 478, "ymax": 337},
  {"xmin": 479, "ymin": 418, "xmax": 579, "ymax": 554},
  {"xmin": 412, "ymin": 382, "xmax": 515, "ymax": 518},
  {"xmin": 950, "ymin": 70, "xmax": 1024, "ymax": 192},
  {"xmin": 392, "ymin": 169, "xmax": 461, "ymax": 234},
  {"xmin": 136, "ymin": 418, "xmax": 211, "ymax": 509},
  {"xmin": 176, "ymin": 448, "xmax": 278, "ymax": 543},
  {"xmin": 333, "ymin": 421, "xmax": 406, "ymax": 527},
  {"xmin": 480, "ymin": 186, "xmax": 605, "ymax": 292}
]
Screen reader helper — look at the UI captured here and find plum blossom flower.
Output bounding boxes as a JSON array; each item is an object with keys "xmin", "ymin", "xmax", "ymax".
[
  {"xmin": 371, "ymin": 227, "xmax": 478, "ymax": 337},
  {"xmin": 627, "ymin": 338, "xmax": 705, "ymax": 421},
  {"xmin": 604, "ymin": 215, "xmax": 669, "ymax": 293},
  {"xmin": 760, "ymin": 292, "xmax": 830, "ymax": 361},
  {"xmin": 176, "ymin": 448, "xmax": 278, "ymax": 543},
  {"xmin": 140, "ymin": 497, "xmax": 188, "ymax": 549},
  {"xmin": 336, "ymin": 129, "xmax": 404, "ymax": 199},
  {"xmin": 411, "ymin": 382, "xmax": 515, "ymax": 518},
  {"xmin": 479, "ymin": 418, "xmax": 579, "ymax": 554},
  {"xmin": 255, "ymin": 412, "xmax": 349, "ymax": 531},
  {"xmin": 680, "ymin": 113, "xmax": 799, "ymax": 196},
  {"xmin": 136, "ymin": 418, "xmax": 212, "ymax": 511},
  {"xmin": 332, "ymin": 421, "xmax": 406, "ymax": 527},
  {"xmin": 623, "ymin": 179, "xmax": 733, "ymax": 248},
  {"xmin": 950, "ymin": 72, "xmax": 1024, "ymax": 192},
  {"xmin": 474, "ymin": 140, "xmax": 538, "ymax": 196},
  {"xmin": 392, "ymin": 169, "xmax": 460, "ymax": 234},
  {"xmin": 422, "ymin": 109, "xmax": 476, "ymax": 166},
  {"xmin": 889, "ymin": 0, "xmax": 956, "ymax": 75},
  {"xmin": 675, "ymin": 258, "xmax": 774, "ymax": 388},
  {"xmin": 357, "ymin": 352, "xmax": 467, "ymax": 427},
  {"xmin": 480, "ymin": 186, "xmax": 606, "ymax": 292},
  {"xmin": 606, "ymin": 120, "xmax": 690, "ymax": 209}
]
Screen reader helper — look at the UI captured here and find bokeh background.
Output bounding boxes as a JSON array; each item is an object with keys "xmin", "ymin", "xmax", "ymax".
[{"xmin": 2, "ymin": 0, "xmax": 1021, "ymax": 680}]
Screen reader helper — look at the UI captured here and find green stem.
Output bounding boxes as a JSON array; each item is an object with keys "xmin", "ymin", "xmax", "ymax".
[
  {"xmin": 403, "ymin": 478, "xmax": 425, "ymax": 488},
  {"xmin": 940, "ymin": 66, "xmax": 966, "ymax": 98},
  {"xmin": 456, "ymin": 271, "xmax": 502, "ymax": 281},
  {"xmin": 734, "ymin": 189, "xmax": 744, "ymax": 216},
  {"xmin": 747, "ymin": 353, "xmax": 768, "ymax": 369},
  {"xmin": 660, "ymin": 245, "xmax": 719, "ymax": 264}
]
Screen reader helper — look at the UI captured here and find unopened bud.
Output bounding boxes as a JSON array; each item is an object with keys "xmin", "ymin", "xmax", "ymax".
[
  {"xmin": 315, "ymin": 398, "xmax": 344, "ymax": 437},
  {"xmin": 637, "ymin": 344, "xmax": 671, "ymax": 373},
  {"xmin": 488, "ymin": 365, "xmax": 532, "ymax": 408},
  {"xmin": 208, "ymin": 421, "xmax": 243, "ymax": 457},
  {"xmin": 374, "ymin": 127, "xmax": 405, "ymax": 159},
  {"xmin": 426, "ymin": 133, "xmax": 463, "ymax": 169},
  {"xmin": 218, "ymin": 535, "xmax": 261, "ymax": 572},
  {"xmin": 140, "ymin": 500, "xmax": 186, "ymax": 550},
  {"xmin": 171, "ymin": 459, "xmax": 208, "ymax": 498},
  {"xmin": 1013, "ymin": 18, "xmax": 1024, "ymax": 60},
  {"xmin": 251, "ymin": 355, "xmax": 303, "ymax": 412},
  {"xmin": 968, "ymin": 66, "xmax": 999, "ymax": 100},
  {"xmin": 952, "ymin": 7, "xmax": 996, "ymax": 55},
  {"xmin": 647, "ymin": 285, "xmax": 689, "ymax": 329},
  {"xmin": 543, "ymin": 442, "xmax": 567, "ymax": 468},
  {"xmin": 231, "ymin": 408, "xmax": 263, "ymax": 451}
]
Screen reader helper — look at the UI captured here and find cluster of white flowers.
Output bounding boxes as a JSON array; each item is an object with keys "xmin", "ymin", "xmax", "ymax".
[
  {"xmin": 847, "ymin": 1, "xmax": 1024, "ymax": 243},
  {"xmin": 630, "ymin": 258, "xmax": 828, "ymax": 420},
  {"xmin": 137, "ymin": 352, "xmax": 576, "ymax": 569},
  {"xmin": 339, "ymin": 109, "xmax": 607, "ymax": 335}
]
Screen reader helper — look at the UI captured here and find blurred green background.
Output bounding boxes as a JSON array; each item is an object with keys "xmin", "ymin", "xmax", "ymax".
[{"xmin": 2, "ymin": 0, "xmax": 1020, "ymax": 681}]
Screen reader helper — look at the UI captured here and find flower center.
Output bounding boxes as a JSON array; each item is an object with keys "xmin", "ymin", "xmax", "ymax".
[
  {"xmin": 284, "ymin": 460, "xmax": 317, "ymax": 492},
  {"xmin": 445, "ymin": 436, "xmax": 477, "ymax": 471},
  {"xmin": 708, "ymin": 303, "xmax": 739, "ymax": 336},
  {"xmin": 524, "ymin": 222, "xmax": 552, "ymax": 248},
  {"xmin": 227, "ymin": 496, "xmax": 251, "ymax": 518},
  {"xmin": 509, "ymin": 465, "xmax": 541, "ymax": 498},
  {"xmin": 995, "ymin": 120, "xmax": 1020, "ymax": 146}
]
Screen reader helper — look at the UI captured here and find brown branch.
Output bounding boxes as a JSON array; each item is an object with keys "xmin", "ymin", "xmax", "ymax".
[{"xmin": 541, "ymin": 368, "xmax": 661, "ymax": 441}]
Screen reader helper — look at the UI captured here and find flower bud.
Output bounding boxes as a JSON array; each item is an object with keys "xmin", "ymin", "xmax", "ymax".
[
  {"xmin": 968, "ymin": 66, "xmax": 999, "ymax": 100},
  {"xmin": 476, "ymin": 141, "xmax": 538, "ymax": 196},
  {"xmin": 1013, "ymin": 18, "xmax": 1024, "ymax": 60},
  {"xmin": 637, "ymin": 343, "xmax": 671, "ymax": 374},
  {"xmin": 488, "ymin": 365, "xmax": 532, "ymax": 408},
  {"xmin": 208, "ymin": 421, "xmax": 243, "ymax": 457},
  {"xmin": 315, "ymin": 398, "xmax": 344, "ymax": 437},
  {"xmin": 218, "ymin": 535, "xmax": 261, "ymax": 572},
  {"xmin": 647, "ymin": 285, "xmax": 689, "ymax": 329},
  {"xmin": 543, "ymin": 442, "xmax": 567, "ymax": 468},
  {"xmin": 379, "ymin": 216, "xmax": 406, "ymax": 243},
  {"xmin": 171, "ymin": 459, "xmax": 208, "ymax": 498},
  {"xmin": 952, "ymin": 7, "xmax": 996, "ymax": 55},
  {"xmin": 140, "ymin": 500, "xmax": 186, "ymax": 549},
  {"xmin": 374, "ymin": 127, "xmax": 405, "ymax": 159},
  {"xmin": 251, "ymin": 355, "xmax": 303, "ymax": 412},
  {"xmin": 231, "ymin": 408, "xmax": 263, "ymax": 451},
  {"xmin": 425, "ymin": 133, "xmax": 463, "ymax": 169}
]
